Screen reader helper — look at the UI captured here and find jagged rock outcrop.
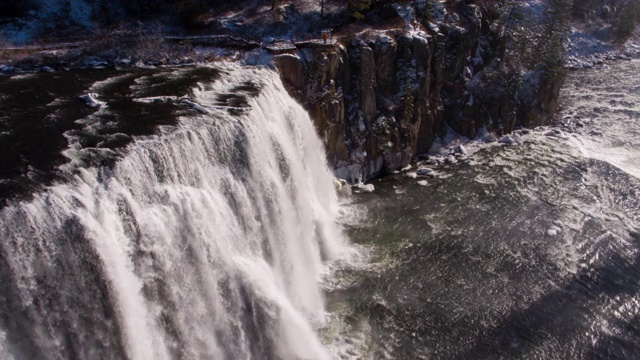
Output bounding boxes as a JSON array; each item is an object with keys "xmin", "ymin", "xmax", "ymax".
[{"xmin": 275, "ymin": 4, "xmax": 562, "ymax": 182}]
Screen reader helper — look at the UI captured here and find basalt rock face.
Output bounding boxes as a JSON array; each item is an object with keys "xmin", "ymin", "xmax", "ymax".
[{"xmin": 276, "ymin": 4, "xmax": 562, "ymax": 182}]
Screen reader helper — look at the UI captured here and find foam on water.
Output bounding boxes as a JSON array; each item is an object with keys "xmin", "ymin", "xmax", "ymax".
[
  {"xmin": 560, "ymin": 60, "xmax": 640, "ymax": 179},
  {"xmin": 0, "ymin": 66, "xmax": 352, "ymax": 359}
]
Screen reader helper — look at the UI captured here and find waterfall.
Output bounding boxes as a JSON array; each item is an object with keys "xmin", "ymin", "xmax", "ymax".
[{"xmin": 0, "ymin": 67, "xmax": 349, "ymax": 360}]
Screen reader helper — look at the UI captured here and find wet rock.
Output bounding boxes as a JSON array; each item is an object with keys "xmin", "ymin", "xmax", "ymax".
[
  {"xmin": 180, "ymin": 98, "xmax": 211, "ymax": 114},
  {"xmin": 454, "ymin": 144, "xmax": 468, "ymax": 155},
  {"xmin": 371, "ymin": 300, "xmax": 391, "ymax": 314},
  {"xmin": 79, "ymin": 93, "xmax": 105, "ymax": 108},
  {"xmin": 401, "ymin": 164, "xmax": 412, "ymax": 172},
  {"xmin": 97, "ymin": 133, "xmax": 132, "ymax": 148},
  {"xmin": 274, "ymin": 54, "xmax": 305, "ymax": 91},
  {"xmin": 483, "ymin": 133, "xmax": 498, "ymax": 143},
  {"xmin": 333, "ymin": 178, "xmax": 352, "ymax": 197},
  {"xmin": 416, "ymin": 167, "xmax": 435, "ymax": 175},
  {"xmin": 84, "ymin": 58, "xmax": 108, "ymax": 68},
  {"xmin": 145, "ymin": 60, "xmax": 164, "ymax": 66},
  {"xmin": 115, "ymin": 58, "xmax": 132, "ymax": 66},
  {"xmin": 498, "ymin": 135, "xmax": 517, "ymax": 145},
  {"xmin": 545, "ymin": 129, "xmax": 564, "ymax": 137},
  {"xmin": 353, "ymin": 183, "xmax": 375, "ymax": 193},
  {"xmin": 40, "ymin": 66, "xmax": 55, "ymax": 73}
]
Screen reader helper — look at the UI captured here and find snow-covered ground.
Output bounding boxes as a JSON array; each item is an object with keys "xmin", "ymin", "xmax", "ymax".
[
  {"xmin": 2, "ymin": 0, "xmax": 639, "ymax": 75},
  {"xmin": 565, "ymin": 25, "xmax": 640, "ymax": 69}
]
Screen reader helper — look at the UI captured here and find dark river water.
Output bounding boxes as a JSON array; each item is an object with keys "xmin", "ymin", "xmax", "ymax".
[
  {"xmin": 327, "ymin": 60, "xmax": 640, "ymax": 360},
  {"xmin": 0, "ymin": 67, "xmax": 220, "ymax": 206}
]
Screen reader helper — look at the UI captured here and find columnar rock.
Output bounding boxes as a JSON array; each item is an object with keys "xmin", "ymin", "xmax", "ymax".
[{"xmin": 276, "ymin": 5, "xmax": 561, "ymax": 182}]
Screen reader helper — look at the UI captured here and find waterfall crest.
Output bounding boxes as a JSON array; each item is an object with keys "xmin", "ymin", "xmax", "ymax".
[{"xmin": 0, "ymin": 67, "xmax": 348, "ymax": 360}]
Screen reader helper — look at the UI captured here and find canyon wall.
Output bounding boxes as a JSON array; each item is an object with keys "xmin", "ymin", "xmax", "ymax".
[{"xmin": 275, "ymin": 4, "xmax": 563, "ymax": 181}]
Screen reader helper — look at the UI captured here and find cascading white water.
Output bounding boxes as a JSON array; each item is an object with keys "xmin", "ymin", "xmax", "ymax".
[{"xmin": 0, "ymin": 66, "xmax": 350, "ymax": 360}]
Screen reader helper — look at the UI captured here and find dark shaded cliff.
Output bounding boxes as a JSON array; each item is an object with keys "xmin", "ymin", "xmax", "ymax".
[{"xmin": 275, "ymin": 3, "xmax": 564, "ymax": 181}]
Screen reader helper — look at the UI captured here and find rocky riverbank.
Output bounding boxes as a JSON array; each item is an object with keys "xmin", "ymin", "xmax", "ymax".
[{"xmin": 275, "ymin": 3, "xmax": 563, "ymax": 182}]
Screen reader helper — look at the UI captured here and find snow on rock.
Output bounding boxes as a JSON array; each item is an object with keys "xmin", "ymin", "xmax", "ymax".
[
  {"xmin": 417, "ymin": 180, "xmax": 428, "ymax": 186},
  {"xmin": 393, "ymin": 3, "xmax": 416, "ymax": 30},
  {"xmin": 482, "ymin": 133, "xmax": 498, "ymax": 143},
  {"xmin": 565, "ymin": 25, "xmax": 640, "ymax": 69},
  {"xmin": 405, "ymin": 172, "xmax": 418, "ymax": 179},
  {"xmin": 79, "ymin": 93, "xmax": 105, "ymax": 108},
  {"xmin": 445, "ymin": 155, "xmax": 457, "ymax": 164},
  {"xmin": 454, "ymin": 144, "xmax": 468, "ymax": 155},
  {"xmin": 83, "ymin": 58, "xmax": 109, "ymax": 68}
]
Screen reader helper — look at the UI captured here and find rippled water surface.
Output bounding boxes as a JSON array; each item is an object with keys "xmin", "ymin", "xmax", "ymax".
[
  {"xmin": 331, "ymin": 60, "xmax": 640, "ymax": 359},
  {"xmin": 0, "ymin": 67, "xmax": 220, "ymax": 205}
]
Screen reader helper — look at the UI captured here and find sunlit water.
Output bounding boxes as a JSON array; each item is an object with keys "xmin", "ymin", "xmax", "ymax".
[{"xmin": 331, "ymin": 60, "xmax": 640, "ymax": 360}]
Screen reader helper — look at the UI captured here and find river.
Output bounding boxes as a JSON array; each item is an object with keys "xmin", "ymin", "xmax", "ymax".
[
  {"xmin": 0, "ymin": 60, "xmax": 638, "ymax": 359},
  {"xmin": 328, "ymin": 60, "xmax": 640, "ymax": 359}
]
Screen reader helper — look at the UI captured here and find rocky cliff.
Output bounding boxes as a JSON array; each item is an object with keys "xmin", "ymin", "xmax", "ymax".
[{"xmin": 275, "ymin": 3, "xmax": 563, "ymax": 182}]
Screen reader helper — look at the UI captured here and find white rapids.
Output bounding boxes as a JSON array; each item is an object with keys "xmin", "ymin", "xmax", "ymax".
[
  {"xmin": 0, "ymin": 66, "xmax": 351, "ymax": 360},
  {"xmin": 561, "ymin": 60, "xmax": 640, "ymax": 179}
]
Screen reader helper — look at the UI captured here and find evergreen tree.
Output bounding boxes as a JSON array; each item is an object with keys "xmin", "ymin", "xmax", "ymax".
[
  {"xmin": 536, "ymin": 0, "xmax": 573, "ymax": 70},
  {"xmin": 348, "ymin": 0, "xmax": 371, "ymax": 20},
  {"xmin": 612, "ymin": 0, "xmax": 640, "ymax": 42}
]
